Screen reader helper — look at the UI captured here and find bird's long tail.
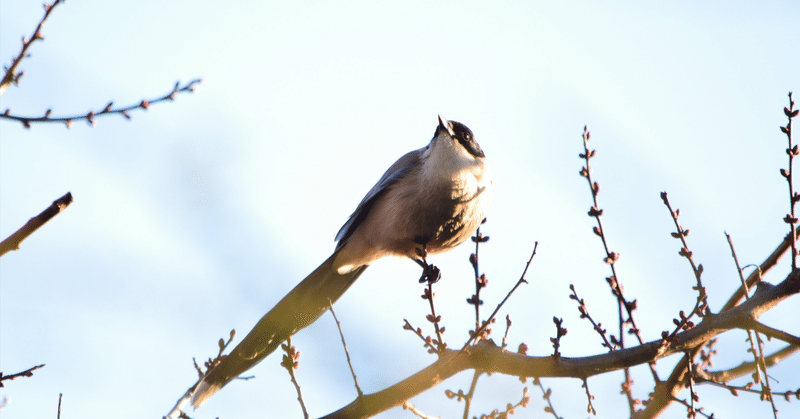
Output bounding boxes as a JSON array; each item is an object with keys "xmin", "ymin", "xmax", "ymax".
[{"xmin": 191, "ymin": 252, "xmax": 368, "ymax": 408}]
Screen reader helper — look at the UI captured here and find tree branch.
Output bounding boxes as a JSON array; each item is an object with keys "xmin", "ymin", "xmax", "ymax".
[
  {"xmin": 321, "ymin": 269, "xmax": 800, "ymax": 419},
  {"xmin": 0, "ymin": 192, "xmax": 72, "ymax": 257},
  {"xmin": 0, "ymin": 0, "xmax": 64, "ymax": 95},
  {"xmin": 697, "ymin": 344, "xmax": 799, "ymax": 384},
  {"xmin": 1, "ymin": 80, "xmax": 202, "ymax": 129},
  {"xmin": 0, "ymin": 364, "xmax": 45, "ymax": 386}
]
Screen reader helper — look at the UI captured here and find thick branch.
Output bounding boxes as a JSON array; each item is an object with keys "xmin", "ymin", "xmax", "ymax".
[
  {"xmin": 321, "ymin": 269, "xmax": 800, "ymax": 419},
  {"xmin": 0, "ymin": 192, "xmax": 72, "ymax": 257},
  {"xmin": 636, "ymin": 267, "xmax": 800, "ymax": 419}
]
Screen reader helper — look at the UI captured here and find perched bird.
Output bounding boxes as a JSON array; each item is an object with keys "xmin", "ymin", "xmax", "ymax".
[{"xmin": 191, "ymin": 115, "xmax": 492, "ymax": 407}]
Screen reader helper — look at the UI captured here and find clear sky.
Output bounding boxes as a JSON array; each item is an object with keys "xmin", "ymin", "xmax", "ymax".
[{"xmin": 1, "ymin": 1, "xmax": 798, "ymax": 418}]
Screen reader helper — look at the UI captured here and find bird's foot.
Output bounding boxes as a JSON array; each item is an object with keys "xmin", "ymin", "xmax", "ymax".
[
  {"xmin": 413, "ymin": 238, "xmax": 441, "ymax": 283},
  {"xmin": 419, "ymin": 263, "xmax": 441, "ymax": 284}
]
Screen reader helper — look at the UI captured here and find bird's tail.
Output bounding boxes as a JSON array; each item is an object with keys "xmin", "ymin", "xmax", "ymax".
[{"xmin": 191, "ymin": 252, "xmax": 368, "ymax": 408}]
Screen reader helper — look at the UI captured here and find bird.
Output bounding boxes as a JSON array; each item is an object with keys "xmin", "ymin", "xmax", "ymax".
[{"xmin": 190, "ymin": 115, "xmax": 493, "ymax": 407}]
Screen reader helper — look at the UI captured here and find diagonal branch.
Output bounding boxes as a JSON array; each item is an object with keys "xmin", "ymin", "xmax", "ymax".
[
  {"xmin": 0, "ymin": 0, "xmax": 64, "ymax": 95},
  {"xmin": 0, "ymin": 364, "xmax": 45, "ymax": 386},
  {"xmin": 0, "ymin": 192, "xmax": 72, "ymax": 257},
  {"xmin": 697, "ymin": 344, "xmax": 799, "ymax": 384}
]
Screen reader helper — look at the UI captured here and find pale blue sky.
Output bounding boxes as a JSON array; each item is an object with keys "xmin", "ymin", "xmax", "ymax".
[{"xmin": 1, "ymin": 1, "xmax": 798, "ymax": 418}]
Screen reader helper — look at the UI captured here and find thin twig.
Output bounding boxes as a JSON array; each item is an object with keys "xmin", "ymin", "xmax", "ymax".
[
  {"xmin": 580, "ymin": 127, "xmax": 646, "ymax": 348},
  {"xmin": 0, "ymin": 364, "xmax": 45, "ymax": 385},
  {"xmin": 329, "ymin": 301, "xmax": 363, "ymax": 397},
  {"xmin": 685, "ymin": 353, "xmax": 699, "ymax": 418},
  {"xmin": 402, "ymin": 319, "xmax": 438, "ymax": 354},
  {"xmin": 726, "ymin": 232, "xmax": 751, "ymax": 299},
  {"xmin": 535, "ymin": 377, "xmax": 563, "ymax": 419},
  {"xmin": 280, "ymin": 337, "xmax": 309, "ymax": 419},
  {"xmin": 501, "ymin": 314, "xmax": 512, "ymax": 350},
  {"xmin": 725, "ymin": 232, "xmax": 779, "ymax": 417},
  {"xmin": 0, "ymin": 0, "xmax": 64, "ymax": 95},
  {"xmin": 780, "ymin": 92, "xmax": 798, "ymax": 269},
  {"xmin": 475, "ymin": 387, "xmax": 531, "ymax": 418},
  {"xmin": 57, "ymin": 393, "xmax": 62, "ymax": 419},
  {"xmin": 469, "ymin": 222, "xmax": 489, "ymax": 332},
  {"xmin": 194, "ymin": 329, "xmax": 236, "ymax": 378},
  {"xmin": 722, "ymin": 226, "xmax": 800, "ymax": 311},
  {"xmin": 423, "ymin": 283, "xmax": 446, "ymax": 353},
  {"xmin": 0, "ymin": 192, "xmax": 72, "ymax": 257},
  {"xmin": 402, "ymin": 401, "xmax": 442, "ymax": 419},
  {"xmin": 461, "ymin": 371, "xmax": 481, "ymax": 419},
  {"xmin": 750, "ymin": 328, "xmax": 779, "ymax": 418},
  {"xmin": 670, "ymin": 397, "xmax": 714, "ymax": 419},
  {"xmin": 1, "ymin": 80, "xmax": 202, "ymax": 129},
  {"xmin": 462, "ymin": 242, "xmax": 537, "ymax": 350},
  {"xmin": 581, "ymin": 378, "xmax": 597, "ymax": 415},
  {"xmin": 659, "ymin": 192, "xmax": 710, "ymax": 346},
  {"xmin": 550, "ymin": 317, "xmax": 567, "ymax": 359},
  {"xmin": 569, "ymin": 284, "xmax": 615, "ymax": 351},
  {"xmin": 580, "ymin": 126, "xmax": 657, "ymax": 411}
]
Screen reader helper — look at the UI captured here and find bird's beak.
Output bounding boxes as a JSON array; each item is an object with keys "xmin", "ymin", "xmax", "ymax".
[{"xmin": 438, "ymin": 115, "xmax": 456, "ymax": 137}]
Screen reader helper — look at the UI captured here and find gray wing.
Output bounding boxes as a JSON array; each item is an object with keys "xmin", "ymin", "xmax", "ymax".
[{"xmin": 334, "ymin": 148, "xmax": 424, "ymax": 250}]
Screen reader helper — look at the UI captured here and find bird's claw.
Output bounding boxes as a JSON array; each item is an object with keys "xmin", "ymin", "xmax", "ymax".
[{"xmin": 419, "ymin": 264, "xmax": 441, "ymax": 284}]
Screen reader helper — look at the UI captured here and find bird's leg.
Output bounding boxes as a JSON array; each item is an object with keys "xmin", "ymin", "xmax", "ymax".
[{"xmin": 413, "ymin": 237, "xmax": 441, "ymax": 284}]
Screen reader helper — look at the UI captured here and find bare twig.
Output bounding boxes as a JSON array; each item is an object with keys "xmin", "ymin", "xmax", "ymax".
[
  {"xmin": 422, "ymin": 283, "xmax": 446, "ymax": 353},
  {"xmin": 461, "ymin": 371, "xmax": 481, "ymax": 419},
  {"xmin": 501, "ymin": 314, "xmax": 512, "ymax": 350},
  {"xmin": 580, "ymin": 126, "xmax": 657, "ymax": 413},
  {"xmin": 165, "ymin": 330, "xmax": 237, "ymax": 419},
  {"xmin": 727, "ymin": 232, "xmax": 779, "ymax": 417},
  {"xmin": 0, "ymin": 0, "xmax": 64, "ymax": 95},
  {"xmin": 685, "ymin": 354, "xmax": 699, "ymax": 418},
  {"xmin": 749, "ymin": 328, "xmax": 779, "ymax": 418},
  {"xmin": 550, "ymin": 317, "xmax": 567, "ymax": 359},
  {"xmin": 329, "ymin": 302, "xmax": 363, "ymax": 397},
  {"xmin": 726, "ymin": 232, "xmax": 752, "ymax": 299},
  {"xmin": 280, "ymin": 337, "xmax": 309, "ymax": 419},
  {"xmin": 57, "ymin": 393, "xmax": 62, "ymax": 419},
  {"xmin": 671, "ymin": 397, "xmax": 714, "ymax": 419},
  {"xmin": 402, "ymin": 401, "xmax": 442, "ymax": 419},
  {"xmin": 475, "ymin": 387, "xmax": 531, "ymax": 418},
  {"xmin": 535, "ymin": 377, "xmax": 564, "ymax": 419},
  {"xmin": 582, "ymin": 378, "xmax": 597, "ymax": 416},
  {"xmin": 0, "ymin": 192, "xmax": 72, "ymax": 257},
  {"xmin": 194, "ymin": 329, "xmax": 236, "ymax": 378},
  {"xmin": 724, "ymin": 228, "xmax": 800, "ymax": 313},
  {"xmin": 0, "ymin": 364, "xmax": 45, "ymax": 386},
  {"xmin": 402, "ymin": 319, "xmax": 438, "ymax": 354},
  {"xmin": 468, "ymin": 221, "xmax": 489, "ymax": 332},
  {"xmin": 579, "ymin": 127, "xmax": 646, "ymax": 347},
  {"xmin": 1, "ymin": 80, "xmax": 202, "ymax": 129},
  {"xmin": 659, "ymin": 192, "xmax": 710, "ymax": 348},
  {"xmin": 462, "ymin": 242, "xmax": 537, "ymax": 350},
  {"xmin": 569, "ymin": 284, "xmax": 615, "ymax": 351},
  {"xmin": 780, "ymin": 92, "xmax": 798, "ymax": 269}
]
